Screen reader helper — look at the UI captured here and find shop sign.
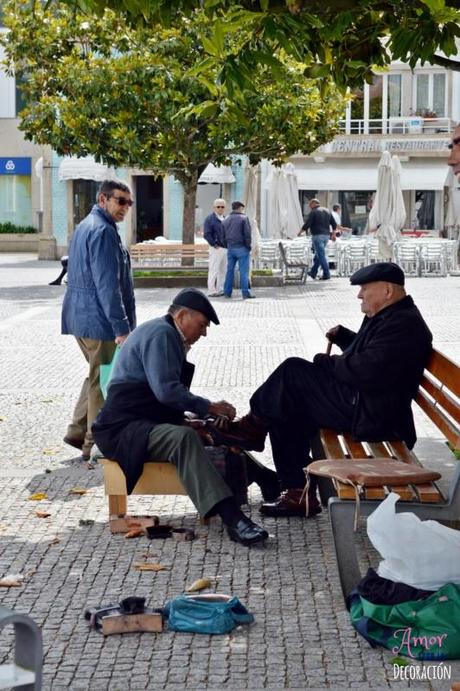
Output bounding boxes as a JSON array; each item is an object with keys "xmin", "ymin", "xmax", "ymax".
[
  {"xmin": 322, "ymin": 139, "xmax": 450, "ymax": 154},
  {"xmin": 0, "ymin": 157, "xmax": 32, "ymax": 175}
]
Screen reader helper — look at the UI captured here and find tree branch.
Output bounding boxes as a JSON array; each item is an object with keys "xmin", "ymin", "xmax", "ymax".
[{"xmin": 431, "ymin": 54, "xmax": 460, "ymax": 72}]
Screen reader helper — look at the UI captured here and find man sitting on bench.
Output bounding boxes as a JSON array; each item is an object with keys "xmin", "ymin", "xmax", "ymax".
[
  {"xmin": 216, "ymin": 263, "xmax": 433, "ymax": 518},
  {"xmin": 92, "ymin": 288, "xmax": 274, "ymax": 547}
]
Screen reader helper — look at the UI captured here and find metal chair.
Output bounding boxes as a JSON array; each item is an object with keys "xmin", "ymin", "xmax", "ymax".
[
  {"xmin": 259, "ymin": 241, "xmax": 280, "ymax": 270},
  {"xmin": 394, "ymin": 242, "xmax": 420, "ymax": 276},
  {"xmin": 340, "ymin": 242, "xmax": 368, "ymax": 277},
  {"xmin": 419, "ymin": 242, "xmax": 447, "ymax": 277},
  {"xmin": 278, "ymin": 242, "xmax": 308, "ymax": 284},
  {"xmin": 0, "ymin": 607, "xmax": 42, "ymax": 690}
]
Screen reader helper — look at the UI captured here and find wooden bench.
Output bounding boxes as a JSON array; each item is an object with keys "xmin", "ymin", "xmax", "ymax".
[
  {"xmin": 102, "ymin": 460, "xmax": 187, "ymax": 518},
  {"xmin": 321, "ymin": 348, "xmax": 460, "ymax": 599},
  {"xmin": 130, "ymin": 243, "xmax": 209, "ymax": 269}
]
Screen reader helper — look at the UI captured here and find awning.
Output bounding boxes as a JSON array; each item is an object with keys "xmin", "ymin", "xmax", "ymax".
[
  {"xmin": 58, "ymin": 155, "xmax": 116, "ymax": 182},
  {"xmin": 198, "ymin": 163, "xmax": 235, "ymax": 184},
  {"xmin": 294, "ymin": 159, "xmax": 449, "ymax": 191}
]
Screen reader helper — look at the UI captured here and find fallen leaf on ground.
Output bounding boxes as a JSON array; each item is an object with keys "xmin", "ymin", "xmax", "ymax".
[
  {"xmin": 28, "ymin": 492, "xmax": 48, "ymax": 501},
  {"xmin": 0, "ymin": 574, "xmax": 24, "ymax": 587},
  {"xmin": 0, "ymin": 417, "xmax": 5, "ymax": 421},
  {"xmin": 68, "ymin": 487, "xmax": 88, "ymax": 495},
  {"xmin": 35, "ymin": 510, "xmax": 51, "ymax": 518},
  {"xmin": 79, "ymin": 519, "xmax": 94, "ymax": 526},
  {"xmin": 50, "ymin": 537, "xmax": 60, "ymax": 545},
  {"xmin": 42, "ymin": 449, "xmax": 59, "ymax": 455},
  {"xmin": 125, "ymin": 529, "xmax": 145, "ymax": 539},
  {"xmin": 133, "ymin": 562, "xmax": 170, "ymax": 572},
  {"xmin": 186, "ymin": 577, "xmax": 212, "ymax": 592}
]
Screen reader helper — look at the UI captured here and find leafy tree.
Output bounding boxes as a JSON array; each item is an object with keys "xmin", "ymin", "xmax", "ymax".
[
  {"xmin": 2, "ymin": 1, "xmax": 347, "ymax": 242},
  {"xmin": 52, "ymin": 0, "xmax": 460, "ymax": 92}
]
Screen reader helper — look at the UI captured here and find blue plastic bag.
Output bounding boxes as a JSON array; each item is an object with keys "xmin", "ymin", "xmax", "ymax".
[{"xmin": 163, "ymin": 594, "xmax": 254, "ymax": 634}]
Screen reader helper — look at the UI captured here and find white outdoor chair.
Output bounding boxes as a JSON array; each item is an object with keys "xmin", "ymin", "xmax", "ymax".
[
  {"xmin": 340, "ymin": 242, "xmax": 368, "ymax": 276},
  {"xmin": 394, "ymin": 242, "xmax": 420, "ymax": 276},
  {"xmin": 259, "ymin": 241, "xmax": 280, "ymax": 270},
  {"xmin": 419, "ymin": 242, "xmax": 448, "ymax": 277}
]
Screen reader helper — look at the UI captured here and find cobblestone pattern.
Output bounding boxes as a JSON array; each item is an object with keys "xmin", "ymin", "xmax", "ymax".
[{"xmin": 0, "ymin": 255, "xmax": 459, "ymax": 690}]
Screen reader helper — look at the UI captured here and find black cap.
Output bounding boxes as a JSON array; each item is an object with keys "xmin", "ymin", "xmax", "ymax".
[
  {"xmin": 350, "ymin": 262, "xmax": 405, "ymax": 286},
  {"xmin": 172, "ymin": 288, "xmax": 220, "ymax": 324},
  {"xmin": 232, "ymin": 201, "xmax": 245, "ymax": 210}
]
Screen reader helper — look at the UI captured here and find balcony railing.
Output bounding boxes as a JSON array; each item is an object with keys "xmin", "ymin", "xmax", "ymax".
[{"xmin": 339, "ymin": 117, "xmax": 455, "ymax": 135}]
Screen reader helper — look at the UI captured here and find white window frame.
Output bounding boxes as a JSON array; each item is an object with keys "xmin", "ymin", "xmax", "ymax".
[{"xmin": 412, "ymin": 71, "xmax": 447, "ymax": 117}]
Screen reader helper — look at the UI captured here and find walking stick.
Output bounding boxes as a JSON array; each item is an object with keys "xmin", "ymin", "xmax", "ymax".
[{"xmin": 326, "ymin": 340, "xmax": 332, "ymax": 355}]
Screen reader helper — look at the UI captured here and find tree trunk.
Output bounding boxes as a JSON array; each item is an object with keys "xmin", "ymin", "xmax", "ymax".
[{"xmin": 179, "ymin": 172, "xmax": 199, "ymax": 266}]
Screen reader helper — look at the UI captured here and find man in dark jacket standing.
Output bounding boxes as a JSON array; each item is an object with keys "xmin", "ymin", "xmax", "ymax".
[
  {"xmin": 300, "ymin": 198, "xmax": 337, "ymax": 280},
  {"xmin": 215, "ymin": 263, "xmax": 433, "ymax": 518},
  {"xmin": 222, "ymin": 201, "xmax": 255, "ymax": 299},
  {"xmin": 93, "ymin": 288, "xmax": 270, "ymax": 546},
  {"xmin": 203, "ymin": 198, "xmax": 227, "ymax": 297},
  {"xmin": 62, "ymin": 179, "xmax": 136, "ymax": 461}
]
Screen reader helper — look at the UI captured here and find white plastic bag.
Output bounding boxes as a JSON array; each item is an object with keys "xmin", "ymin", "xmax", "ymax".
[{"xmin": 366, "ymin": 492, "xmax": 460, "ymax": 591}]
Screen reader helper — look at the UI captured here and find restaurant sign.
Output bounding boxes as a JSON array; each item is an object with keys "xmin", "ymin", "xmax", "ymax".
[{"xmin": 322, "ymin": 139, "xmax": 450, "ymax": 154}]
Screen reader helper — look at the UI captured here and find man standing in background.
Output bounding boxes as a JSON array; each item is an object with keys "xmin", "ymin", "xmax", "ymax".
[
  {"xmin": 300, "ymin": 198, "xmax": 337, "ymax": 280},
  {"xmin": 203, "ymin": 198, "xmax": 227, "ymax": 297},
  {"xmin": 222, "ymin": 201, "xmax": 255, "ymax": 299},
  {"xmin": 61, "ymin": 179, "xmax": 136, "ymax": 462}
]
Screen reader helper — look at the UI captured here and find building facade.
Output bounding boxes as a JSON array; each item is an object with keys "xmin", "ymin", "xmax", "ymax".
[{"xmin": 261, "ymin": 60, "xmax": 460, "ymax": 236}]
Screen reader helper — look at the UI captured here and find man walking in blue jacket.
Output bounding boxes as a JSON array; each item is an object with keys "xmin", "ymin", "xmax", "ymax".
[
  {"xmin": 222, "ymin": 201, "xmax": 255, "ymax": 299},
  {"xmin": 61, "ymin": 179, "xmax": 136, "ymax": 461}
]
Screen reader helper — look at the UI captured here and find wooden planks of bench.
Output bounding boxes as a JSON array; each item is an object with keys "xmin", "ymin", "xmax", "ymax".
[
  {"xmin": 130, "ymin": 243, "xmax": 209, "ymax": 268},
  {"xmin": 319, "ymin": 348, "xmax": 460, "ymax": 504}
]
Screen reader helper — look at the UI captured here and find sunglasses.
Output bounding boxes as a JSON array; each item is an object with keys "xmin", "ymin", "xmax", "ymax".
[
  {"xmin": 111, "ymin": 196, "xmax": 134, "ymax": 207},
  {"xmin": 216, "ymin": 205, "xmax": 225, "ymax": 209}
]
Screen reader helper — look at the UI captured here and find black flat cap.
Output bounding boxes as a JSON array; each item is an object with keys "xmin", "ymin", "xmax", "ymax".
[
  {"xmin": 350, "ymin": 262, "xmax": 405, "ymax": 286},
  {"xmin": 172, "ymin": 288, "xmax": 220, "ymax": 324}
]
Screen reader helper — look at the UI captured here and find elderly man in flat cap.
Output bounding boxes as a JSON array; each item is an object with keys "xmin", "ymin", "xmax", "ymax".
[
  {"xmin": 92, "ymin": 288, "xmax": 274, "ymax": 546},
  {"xmin": 216, "ymin": 263, "xmax": 433, "ymax": 518}
]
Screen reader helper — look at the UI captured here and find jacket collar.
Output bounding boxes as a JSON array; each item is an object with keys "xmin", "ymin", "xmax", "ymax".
[{"xmin": 92, "ymin": 204, "xmax": 118, "ymax": 229}]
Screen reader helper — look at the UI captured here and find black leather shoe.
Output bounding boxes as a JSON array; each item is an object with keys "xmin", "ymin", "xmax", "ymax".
[
  {"xmin": 63, "ymin": 435, "xmax": 84, "ymax": 451},
  {"xmin": 227, "ymin": 517, "xmax": 268, "ymax": 546}
]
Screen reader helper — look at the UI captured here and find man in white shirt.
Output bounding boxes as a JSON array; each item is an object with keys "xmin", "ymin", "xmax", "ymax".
[{"xmin": 203, "ymin": 198, "xmax": 227, "ymax": 297}]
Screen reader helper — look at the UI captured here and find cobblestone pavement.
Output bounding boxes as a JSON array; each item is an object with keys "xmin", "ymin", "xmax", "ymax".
[{"xmin": 0, "ymin": 253, "xmax": 459, "ymax": 691}]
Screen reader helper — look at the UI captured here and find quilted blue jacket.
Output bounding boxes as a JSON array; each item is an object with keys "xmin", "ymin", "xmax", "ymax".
[{"xmin": 61, "ymin": 205, "xmax": 136, "ymax": 340}]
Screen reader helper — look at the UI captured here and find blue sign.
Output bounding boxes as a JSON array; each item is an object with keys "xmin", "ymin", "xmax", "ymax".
[{"xmin": 0, "ymin": 157, "xmax": 32, "ymax": 176}]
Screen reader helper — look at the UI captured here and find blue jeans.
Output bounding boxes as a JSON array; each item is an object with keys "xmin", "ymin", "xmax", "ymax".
[
  {"xmin": 310, "ymin": 235, "xmax": 330, "ymax": 279},
  {"xmin": 224, "ymin": 246, "xmax": 251, "ymax": 297}
]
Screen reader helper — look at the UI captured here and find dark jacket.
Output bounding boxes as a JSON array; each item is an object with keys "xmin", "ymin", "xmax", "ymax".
[
  {"xmin": 92, "ymin": 315, "xmax": 198, "ymax": 493},
  {"xmin": 313, "ymin": 296, "xmax": 432, "ymax": 448},
  {"xmin": 61, "ymin": 205, "xmax": 136, "ymax": 339},
  {"xmin": 302, "ymin": 207, "xmax": 337, "ymax": 236},
  {"xmin": 203, "ymin": 212, "xmax": 225, "ymax": 248},
  {"xmin": 222, "ymin": 211, "xmax": 251, "ymax": 250}
]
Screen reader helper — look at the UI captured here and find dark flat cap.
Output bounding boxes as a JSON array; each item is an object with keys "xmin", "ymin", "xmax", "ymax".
[
  {"xmin": 350, "ymin": 262, "xmax": 405, "ymax": 286},
  {"xmin": 172, "ymin": 288, "xmax": 220, "ymax": 324}
]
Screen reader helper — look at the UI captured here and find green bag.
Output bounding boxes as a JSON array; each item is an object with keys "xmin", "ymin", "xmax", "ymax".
[
  {"xmin": 99, "ymin": 347, "xmax": 120, "ymax": 400},
  {"xmin": 349, "ymin": 582, "xmax": 460, "ymax": 660}
]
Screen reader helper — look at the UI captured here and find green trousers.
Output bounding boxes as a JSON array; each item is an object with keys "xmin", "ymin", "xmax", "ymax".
[
  {"xmin": 67, "ymin": 337, "xmax": 117, "ymax": 457},
  {"xmin": 147, "ymin": 424, "xmax": 232, "ymax": 518}
]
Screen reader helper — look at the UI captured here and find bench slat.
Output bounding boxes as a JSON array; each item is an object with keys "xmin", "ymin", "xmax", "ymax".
[
  {"xmin": 342, "ymin": 434, "xmax": 369, "ymax": 458},
  {"xmin": 320, "ymin": 430, "xmax": 346, "ymax": 458},
  {"xmin": 419, "ymin": 374, "xmax": 460, "ymax": 427},
  {"xmin": 425, "ymin": 350, "xmax": 460, "ymax": 398},
  {"xmin": 416, "ymin": 389, "xmax": 460, "ymax": 449},
  {"xmin": 367, "ymin": 442, "xmax": 392, "ymax": 458}
]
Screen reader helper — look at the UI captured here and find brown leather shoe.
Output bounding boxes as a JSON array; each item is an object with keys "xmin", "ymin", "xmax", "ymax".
[
  {"xmin": 207, "ymin": 412, "xmax": 268, "ymax": 452},
  {"xmin": 259, "ymin": 488, "xmax": 322, "ymax": 518}
]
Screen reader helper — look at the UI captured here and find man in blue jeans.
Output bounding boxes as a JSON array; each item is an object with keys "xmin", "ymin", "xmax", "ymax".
[
  {"xmin": 222, "ymin": 201, "xmax": 255, "ymax": 299},
  {"xmin": 300, "ymin": 198, "xmax": 337, "ymax": 280}
]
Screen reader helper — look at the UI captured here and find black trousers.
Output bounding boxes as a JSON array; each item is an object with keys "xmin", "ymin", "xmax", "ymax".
[{"xmin": 249, "ymin": 357, "xmax": 356, "ymax": 488}]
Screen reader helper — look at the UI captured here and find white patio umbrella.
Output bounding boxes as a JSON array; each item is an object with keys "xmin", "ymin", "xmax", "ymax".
[
  {"xmin": 391, "ymin": 155, "xmax": 407, "ymax": 234},
  {"xmin": 266, "ymin": 163, "xmax": 302, "ymax": 239},
  {"xmin": 445, "ymin": 167, "xmax": 460, "ymax": 240},
  {"xmin": 368, "ymin": 151, "xmax": 397, "ymax": 260},
  {"xmin": 243, "ymin": 161, "xmax": 262, "ymax": 264},
  {"xmin": 284, "ymin": 163, "xmax": 304, "ymax": 239}
]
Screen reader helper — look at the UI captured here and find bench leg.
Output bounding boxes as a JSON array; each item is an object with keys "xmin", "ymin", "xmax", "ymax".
[
  {"xmin": 328, "ymin": 498, "xmax": 362, "ymax": 601},
  {"xmin": 108, "ymin": 494, "xmax": 127, "ymax": 517}
]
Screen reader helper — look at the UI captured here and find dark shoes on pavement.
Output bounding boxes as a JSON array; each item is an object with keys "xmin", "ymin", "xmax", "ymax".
[
  {"xmin": 207, "ymin": 412, "xmax": 268, "ymax": 452},
  {"xmin": 227, "ymin": 517, "xmax": 269, "ymax": 546},
  {"xmin": 63, "ymin": 435, "xmax": 83, "ymax": 451},
  {"xmin": 260, "ymin": 488, "xmax": 322, "ymax": 518}
]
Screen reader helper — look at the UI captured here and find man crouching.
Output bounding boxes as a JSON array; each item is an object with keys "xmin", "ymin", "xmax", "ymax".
[{"xmin": 92, "ymin": 288, "xmax": 268, "ymax": 546}]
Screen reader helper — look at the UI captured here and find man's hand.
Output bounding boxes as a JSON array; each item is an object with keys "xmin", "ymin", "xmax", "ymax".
[
  {"xmin": 208, "ymin": 400, "xmax": 236, "ymax": 420},
  {"xmin": 115, "ymin": 334, "xmax": 129, "ymax": 345},
  {"xmin": 325, "ymin": 325, "xmax": 341, "ymax": 344}
]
